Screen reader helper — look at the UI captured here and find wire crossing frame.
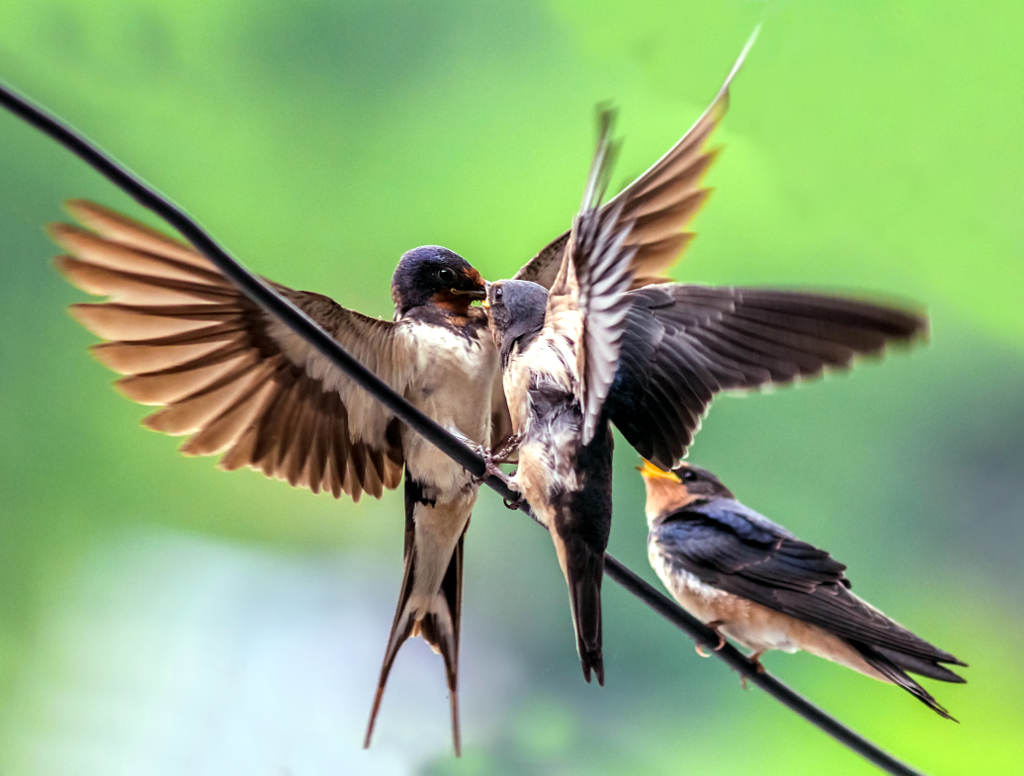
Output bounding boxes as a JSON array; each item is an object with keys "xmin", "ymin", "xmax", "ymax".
[{"xmin": 0, "ymin": 80, "xmax": 926, "ymax": 776}]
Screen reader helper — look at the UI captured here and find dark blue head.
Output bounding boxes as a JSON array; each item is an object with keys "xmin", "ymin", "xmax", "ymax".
[{"xmin": 391, "ymin": 246, "xmax": 486, "ymax": 316}]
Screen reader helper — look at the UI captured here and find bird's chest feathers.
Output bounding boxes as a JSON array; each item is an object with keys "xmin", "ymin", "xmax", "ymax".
[
  {"xmin": 399, "ymin": 317, "xmax": 496, "ymax": 492},
  {"xmin": 506, "ymin": 335, "xmax": 587, "ymax": 525},
  {"xmin": 649, "ymin": 546, "xmax": 731, "ymax": 620},
  {"xmin": 504, "ymin": 332, "xmax": 579, "ymax": 433},
  {"xmin": 402, "ymin": 318, "xmax": 495, "ymax": 425}
]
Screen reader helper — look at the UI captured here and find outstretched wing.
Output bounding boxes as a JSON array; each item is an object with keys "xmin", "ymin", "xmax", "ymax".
[
  {"xmin": 54, "ymin": 200, "xmax": 411, "ymax": 501},
  {"xmin": 515, "ymin": 28, "xmax": 757, "ymax": 291},
  {"xmin": 651, "ymin": 499, "xmax": 964, "ymax": 666},
  {"xmin": 608, "ymin": 284, "xmax": 927, "ymax": 468},
  {"xmin": 545, "ymin": 109, "xmax": 637, "ymax": 443}
]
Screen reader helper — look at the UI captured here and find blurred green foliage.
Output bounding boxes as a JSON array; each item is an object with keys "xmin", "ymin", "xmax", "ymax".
[{"xmin": 1, "ymin": 1, "xmax": 1021, "ymax": 774}]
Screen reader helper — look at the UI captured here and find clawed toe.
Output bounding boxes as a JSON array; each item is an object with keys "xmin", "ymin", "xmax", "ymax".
[
  {"xmin": 740, "ymin": 650, "xmax": 765, "ymax": 688},
  {"xmin": 706, "ymin": 620, "xmax": 727, "ymax": 652},
  {"xmin": 491, "ymin": 432, "xmax": 521, "ymax": 463},
  {"xmin": 502, "ymin": 492, "xmax": 524, "ymax": 510}
]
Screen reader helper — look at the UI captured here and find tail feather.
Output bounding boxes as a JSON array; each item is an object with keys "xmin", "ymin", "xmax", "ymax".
[
  {"xmin": 363, "ymin": 549, "xmax": 417, "ymax": 751},
  {"xmin": 558, "ymin": 534, "xmax": 605, "ymax": 685},
  {"xmin": 417, "ymin": 534, "xmax": 464, "ymax": 756},
  {"xmin": 856, "ymin": 645, "xmax": 960, "ymax": 722},
  {"xmin": 363, "ymin": 530, "xmax": 465, "ymax": 755},
  {"xmin": 873, "ymin": 645, "xmax": 967, "ymax": 684}
]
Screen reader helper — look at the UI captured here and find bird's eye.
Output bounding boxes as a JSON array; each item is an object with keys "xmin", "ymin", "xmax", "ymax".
[
  {"xmin": 680, "ymin": 468, "xmax": 698, "ymax": 482},
  {"xmin": 494, "ymin": 286, "xmax": 503, "ymax": 300},
  {"xmin": 437, "ymin": 267, "xmax": 457, "ymax": 284}
]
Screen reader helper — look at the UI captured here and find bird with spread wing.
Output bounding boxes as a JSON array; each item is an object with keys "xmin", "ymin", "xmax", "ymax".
[
  {"xmin": 52, "ymin": 28, "xmax": 925, "ymax": 748},
  {"xmin": 484, "ymin": 34, "xmax": 924, "ymax": 682}
]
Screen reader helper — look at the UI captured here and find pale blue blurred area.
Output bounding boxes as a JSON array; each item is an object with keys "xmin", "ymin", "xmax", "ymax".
[
  {"xmin": 0, "ymin": 529, "xmax": 528, "ymax": 775},
  {"xmin": 1, "ymin": 0, "xmax": 1022, "ymax": 773}
]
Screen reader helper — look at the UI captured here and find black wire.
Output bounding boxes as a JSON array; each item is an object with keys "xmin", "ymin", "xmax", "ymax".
[{"xmin": 0, "ymin": 79, "xmax": 923, "ymax": 776}]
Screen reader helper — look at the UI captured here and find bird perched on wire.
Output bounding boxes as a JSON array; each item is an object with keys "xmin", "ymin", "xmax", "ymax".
[
  {"xmin": 486, "ymin": 107, "xmax": 636, "ymax": 685},
  {"xmin": 486, "ymin": 103, "xmax": 927, "ymax": 686},
  {"xmin": 49, "ymin": 24, "xmax": 926, "ymax": 748},
  {"xmin": 49, "ymin": 30, "xmax": 763, "ymax": 748},
  {"xmin": 640, "ymin": 460, "xmax": 967, "ymax": 719},
  {"xmin": 50, "ymin": 202, "xmax": 498, "ymax": 754}
]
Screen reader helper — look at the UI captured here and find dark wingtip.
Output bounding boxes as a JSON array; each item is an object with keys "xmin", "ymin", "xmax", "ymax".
[
  {"xmin": 928, "ymin": 699, "xmax": 959, "ymax": 723},
  {"xmin": 908, "ymin": 681, "xmax": 958, "ymax": 722},
  {"xmin": 859, "ymin": 645, "xmax": 961, "ymax": 722}
]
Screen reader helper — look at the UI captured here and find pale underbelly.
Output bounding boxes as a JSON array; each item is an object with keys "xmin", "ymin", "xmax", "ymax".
[{"xmin": 651, "ymin": 552, "xmax": 885, "ymax": 680}]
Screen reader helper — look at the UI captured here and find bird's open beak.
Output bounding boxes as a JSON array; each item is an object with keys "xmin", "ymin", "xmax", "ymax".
[
  {"xmin": 481, "ymin": 281, "xmax": 491, "ymax": 310},
  {"xmin": 636, "ymin": 459, "xmax": 679, "ymax": 482}
]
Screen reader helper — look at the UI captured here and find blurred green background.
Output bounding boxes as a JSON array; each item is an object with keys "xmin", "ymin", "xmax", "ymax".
[{"xmin": 1, "ymin": 1, "xmax": 1021, "ymax": 774}]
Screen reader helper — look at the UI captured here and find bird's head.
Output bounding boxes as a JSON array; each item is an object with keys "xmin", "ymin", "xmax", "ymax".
[
  {"xmin": 637, "ymin": 460, "xmax": 734, "ymax": 522},
  {"xmin": 484, "ymin": 279, "xmax": 549, "ymax": 367},
  {"xmin": 391, "ymin": 246, "xmax": 486, "ymax": 316}
]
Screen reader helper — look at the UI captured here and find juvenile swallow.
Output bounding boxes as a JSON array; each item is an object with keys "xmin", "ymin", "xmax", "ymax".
[
  {"xmin": 640, "ymin": 460, "xmax": 966, "ymax": 719},
  {"xmin": 487, "ymin": 110, "xmax": 637, "ymax": 684},
  {"xmin": 50, "ymin": 202, "xmax": 500, "ymax": 754}
]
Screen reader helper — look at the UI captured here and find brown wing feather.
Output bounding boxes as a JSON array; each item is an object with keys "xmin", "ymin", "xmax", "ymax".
[
  {"xmin": 55, "ymin": 200, "xmax": 410, "ymax": 501},
  {"xmin": 514, "ymin": 30, "xmax": 757, "ymax": 290},
  {"xmin": 544, "ymin": 108, "xmax": 638, "ymax": 443}
]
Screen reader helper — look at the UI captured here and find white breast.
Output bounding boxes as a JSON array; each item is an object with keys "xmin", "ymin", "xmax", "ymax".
[{"xmin": 400, "ymin": 320, "xmax": 498, "ymax": 497}]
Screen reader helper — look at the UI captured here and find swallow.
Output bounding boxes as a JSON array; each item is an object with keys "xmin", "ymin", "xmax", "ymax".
[
  {"xmin": 46, "ymin": 36, "xmax": 747, "ymax": 740},
  {"xmin": 50, "ymin": 30, "xmax": 761, "ymax": 713},
  {"xmin": 47, "ymin": 23, "xmax": 925, "ymax": 742},
  {"xmin": 50, "ymin": 201, "xmax": 500, "ymax": 754},
  {"xmin": 487, "ymin": 106, "xmax": 926, "ymax": 684},
  {"xmin": 486, "ymin": 108, "xmax": 639, "ymax": 684},
  {"xmin": 640, "ymin": 460, "xmax": 967, "ymax": 719}
]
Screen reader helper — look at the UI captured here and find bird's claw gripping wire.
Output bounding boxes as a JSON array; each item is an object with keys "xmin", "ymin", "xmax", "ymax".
[{"xmin": 695, "ymin": 620, "xmax": 728, "ymax": 657}]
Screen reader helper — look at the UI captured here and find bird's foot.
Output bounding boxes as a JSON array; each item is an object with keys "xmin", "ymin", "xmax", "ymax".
[
  {"xmin": 454, "ymin": 434, "xmax": 524, "ymax": 509},
  {"xmin": 749, "ymin": 650, "xmax": 765, "ymax": 673},
  {"xmin": 501, "ymin": 489, "xmax": 524, "ymax": 511},
  {"xmin": 451, "ymin": 431, "xmax": 509, "ymax": 483},
  {"xmin": 739, "ymin": 650, "xmax": 764, "ymax": 690},
  {"xmin": 695, "ymin": 620, "xmax": 728, "ymax": 657},
  {"xmin": 490, "ymin": 432, "xmax": 521, "ymax": 464}
]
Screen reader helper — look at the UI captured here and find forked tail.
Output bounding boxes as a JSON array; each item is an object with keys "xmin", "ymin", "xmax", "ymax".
[
  {"xmin": 855, "ymin": 643, "xmax": 965, "ymax": 722},
  {"xmin": 363, "ymin": 532, "xmax": 464, "ymax": 755}
]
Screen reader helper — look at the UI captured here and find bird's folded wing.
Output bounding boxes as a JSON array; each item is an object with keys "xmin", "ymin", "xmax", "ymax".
[
  {"xmin": 514, "ymin": 29, "xmax": 756, "ymax": 291},
  {"xmin": 546, "ymin": 109, "xmax": 637, "ymax": 444},
  {"xmin": 653, "ymin": 504, "xmax": 962, "ymax": 664},
  {"xmin": 54, "ymin": 200, "xmax": 411, "ymax": 501},
  {"xmin": 607, "ymin": 284, "xmax": 927, "ymax": 469}
]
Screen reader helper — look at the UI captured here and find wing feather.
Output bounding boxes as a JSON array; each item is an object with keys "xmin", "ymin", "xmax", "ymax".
[
  {"xmin": 514, "ymin": 29, "xmax": 757, "ymax": 290},
  {"xmin": 607, "ymin": 284, "xmax": 927, "ymax": 468},
  {"xmin": 55, "ymin": 200, "xmax": 412, "ymax": 501},
  {"xmin": 652, "ymin": 500, "xmax": 964, "ymax": 667},
  {"xmin": 544, "ymin": 109, "xmax": 638, "ymax": 443}
]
